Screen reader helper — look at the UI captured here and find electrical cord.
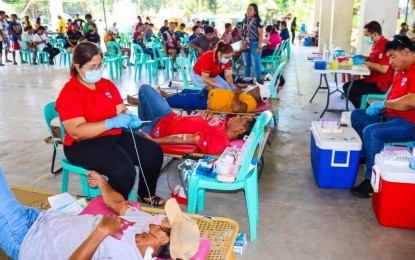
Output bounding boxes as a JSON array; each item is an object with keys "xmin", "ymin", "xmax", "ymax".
[{"xmin": 128, "ymin": 125, "xmax": 153, "ymax": 208}]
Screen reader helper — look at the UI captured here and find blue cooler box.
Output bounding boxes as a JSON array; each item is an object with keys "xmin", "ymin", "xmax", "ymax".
[{"xmin": 310, "ymin": 121, "xmax": 362, "ymax": 188}]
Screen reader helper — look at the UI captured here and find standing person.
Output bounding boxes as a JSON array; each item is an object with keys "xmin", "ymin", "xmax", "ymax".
[
  {"xmin": 33, "ymin": 17, "xmax": 41, "ymax": 30},
  {"xmin": 22, "ymin": 16, "xmax": 31, "ymax": 28},
  {"xmin": 350, "ymin": 35, "xmax": 415, "ymax": 198},
  {"xmin": 0, "ymin": 11, "xmax": 12, "ymax": 62},
  {"xmin": 242, "ymin": 3, "xmax": 264, "ymax": 81},
  {"xmin": 20, "ymin": 26, "xmax": 38, "ymax": 64},
  {"xmin": 221, "ymin": 23, "xmax": 233, "ymax": 44},
  {"xmin": 57, "ymin": 15, "xmax": 67, "ymax": 39},
  {"xmin": 279, "ymin": 20, "xmax": 290, "ymax": 41},
  {"xmin": 83, "ymin": 14, "xmax": 97, "ymax": 34},
  {"xmin": 32, "ymin": 26, "xmax": 60, "ymax": 65},
  {"xmin": 56, "ymin": 42, "xmax": 166, "ymax": 205},
  {"xmin": 84, "ymin": 24, "xmax": 101, "ymax": 45},
  {"xmin": 73, "ymin": 14, "xmax": 85, "ymax": 28},
  {"xmin": 8, "ymin": 14, "xmax": 23, "ymax": 65},
  {"xmin": 0, "ymin": 10, "xmax": 5, "ymax": 66},
  {"xmin": 191, "ymin": 40, "xmax": 236, "ymax": 90},
  {"xmin": 290, "ymin": 16, "xmax": 298, "ymax": 44},
  {"xmin": 261, "ymin": 25, "xmax": 281, "ymax": 58},
  {"xmin": 342, "ymin": 21, "xmax": 394, "ymax": 108}
]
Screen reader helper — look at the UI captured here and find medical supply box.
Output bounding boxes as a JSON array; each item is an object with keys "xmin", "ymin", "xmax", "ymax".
[
  {"xmin": 310, "ymin": 121, "xmax": 362, "ymax": 188},
  {"xmin": 371, "ymin": 154, "xmax": 415, "ymax": 229}
]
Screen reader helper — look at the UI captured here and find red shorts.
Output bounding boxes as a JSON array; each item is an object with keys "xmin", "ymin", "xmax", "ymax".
[{"xmin": 12, "ymin": 41, "xmax": 20, "ymax": 51}]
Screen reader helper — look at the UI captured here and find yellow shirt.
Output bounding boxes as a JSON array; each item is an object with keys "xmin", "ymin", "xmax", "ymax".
[
  {"xmin": 208, "ymin": 89, "xmax": 257, "ymax": 113},
  {"xmin": 58, "ymin": 18, "xmax": 67, "ymax": 34}
]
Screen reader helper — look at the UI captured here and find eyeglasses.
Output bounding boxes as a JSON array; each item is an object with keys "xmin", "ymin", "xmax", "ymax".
[{"xmin": 81, "ymin": 63, "xmax": 106, "ymax": 72}]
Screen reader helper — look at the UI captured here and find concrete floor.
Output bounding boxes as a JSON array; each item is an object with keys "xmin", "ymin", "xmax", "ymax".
[{"xmin": 1, "ymin": 46, "xmax": 415, "ymax": 260}]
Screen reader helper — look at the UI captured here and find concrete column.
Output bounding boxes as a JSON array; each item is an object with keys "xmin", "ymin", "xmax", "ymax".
[
  {"xmin": 318, "ymin": 0, "xmax": 333, "ymax": 51},
  {"xmin": 313, "ymin": 0, "xmax": 322, "ymax": 28},
  {"xmin": 356, "ymin": 0, "xmax": 400, "ymax": 55},
  {"xmin": 49, "ymin": 0, "xmax": 63, "ymax": 31},
  {"xmin": 329, "ymin": 0, "xmax": 354, "ymax": 52}
]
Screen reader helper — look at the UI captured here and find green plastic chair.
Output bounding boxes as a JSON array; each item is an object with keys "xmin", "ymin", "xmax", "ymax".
[
  {"xmin": 106, "ymin": 41, "xmax": 131, "ymax": 75},
  {"xmin": 119, "ymin": 32, "xmax": 132, "ymax": 49},
  {"xmin": 359, "ymin": 85, "xmax": 392, "ymax": 109},
  {"xmin": 43, "ymin": 101, "xmax": 137, "ymax": 201},
  {"xmin": 152, "ymin": 42, "xmax": 172, "ymax": 78},
  {"xmin": 133, "ymin": 44, "xmax": 157, "ymax": 83},
  {"xmin": 188, "ymin": 47, "xmax": 198, "ymax": 65},
  {"xmin": 176, "ymin": 57, "xmax": 201, "ymax": 89},
  {"xmin": 261, "ymin": 43, "xmax": 283, "ymax": 73},
  {"xmin": 187, "ymin": 111, "xmax": 272, "ymax": 241},
  {"xmin": 56, "ymin": 38, "xmax": 72, "ymax": 66},
  {"xmin": 20, "ymin": 49, "xmax": 33, "ymax": 64}
]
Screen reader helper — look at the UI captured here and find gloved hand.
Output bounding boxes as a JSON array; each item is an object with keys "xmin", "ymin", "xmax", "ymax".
[
  {"xmin": 128, "ymin": 114, "xmax": 142, "ymax": 129},
  {"xmin": 216, "ymin": 82, "xmax": 229, "ymax": 89},
  {"xmin": 105, "ymin": 113, "xmax": 131, "ymax": 130},
  {"xmin": 366, "ymin": 100, "xmax": 385, "ymax": 116},
  {"xmin": 229, "ymin": 84, "xmax": 237, "ymax": 90}
]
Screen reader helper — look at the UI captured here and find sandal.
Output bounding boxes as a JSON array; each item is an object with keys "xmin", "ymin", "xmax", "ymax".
[{"xmin": 137, "ymin": 195, "xmax": 166, "ymax": 207}]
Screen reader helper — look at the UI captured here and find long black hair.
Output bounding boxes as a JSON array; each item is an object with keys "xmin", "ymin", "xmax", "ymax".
[{"xmin": 249, "ymin": 3, "xmax": 260, "ymax": 18}]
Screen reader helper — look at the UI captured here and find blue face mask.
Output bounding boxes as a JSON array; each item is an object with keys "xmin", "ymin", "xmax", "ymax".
[
  {"xmin": 220, "ymin": 58, "xmax": 230, "ymax": 64},
  {"xmin": 364, "ymin": 36, "xmax": 373, "ymax": 45},
  {"xmin": 82, "ymin": 68, "xmax": 104, "ymax": 84}
]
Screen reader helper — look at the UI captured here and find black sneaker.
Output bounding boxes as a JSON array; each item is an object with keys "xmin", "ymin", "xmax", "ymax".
[{"xmin": 350, "ymin": 179, "xmax": 373, "ymax": 198}]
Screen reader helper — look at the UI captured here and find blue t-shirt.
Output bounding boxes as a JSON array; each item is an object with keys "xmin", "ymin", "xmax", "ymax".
[{"xmin": 8, "ymin": 21, "xmax": 22, "ymax": 42}]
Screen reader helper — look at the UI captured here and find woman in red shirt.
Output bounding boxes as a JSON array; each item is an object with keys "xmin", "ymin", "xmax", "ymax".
[
  {"xmin": 191, "ymin": 40, "xmax": 237, "ymax": 90},
  {"xmin": 56, "ymin": 42, "xmax": 165, "ymax": 206}
]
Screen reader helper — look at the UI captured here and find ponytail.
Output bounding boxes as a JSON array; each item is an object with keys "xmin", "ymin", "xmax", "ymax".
[{"xmin": 213, "ymin": 40, "xmax": 233, "ymax": 57}]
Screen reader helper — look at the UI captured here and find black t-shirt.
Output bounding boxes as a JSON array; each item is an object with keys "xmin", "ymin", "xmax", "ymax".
[
  {"xmin": 73, "ymin": 19, "xmax": 85, "ymax": 28},
  {"xmin": 85, "ymin": 32, "xmax": 101, "ymax": 43},
  {"xmin": 66, "ymin": 30, "xmax": 83, "ymax": 46},
  {"xmin": 159, "ymin": 26, "xmax": 169, "ymax": 35}
]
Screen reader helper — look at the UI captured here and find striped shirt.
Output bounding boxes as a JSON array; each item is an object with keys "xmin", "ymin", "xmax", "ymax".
[{"xmin": 242, "ymin": 16, "xmax": 263, "ymax": 42}]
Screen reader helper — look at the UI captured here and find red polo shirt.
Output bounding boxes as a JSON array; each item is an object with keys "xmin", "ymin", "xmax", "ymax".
[
  {"xmin": 363, "ymin": 36, "xmax": 394, "ymax": 92},
  {"xmin": 386, "ymin": 62, "xmax": 415, "ymax": 124},
  {"xmin": 56, "ymin": 75, "xmax": 123, "ymax": 146},
  {"xmin": 151, "ymin": 112, "xmax": 230, "ymax": 154},
  {"xmin": 193, "ymin": 51, "xmax": 232, "ymax": 78}
]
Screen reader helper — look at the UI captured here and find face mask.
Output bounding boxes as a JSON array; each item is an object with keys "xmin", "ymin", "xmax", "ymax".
[
  {"xmin": 364, "ymin": 36, "xmax": 373, "ymax": 45},
  {"xmin": 81, "ymin": 68, "xmax": 103, "ymax": 84},
  {"xmin": 220, "ymin": 57, "xmax": 230, "ymax": 64}
]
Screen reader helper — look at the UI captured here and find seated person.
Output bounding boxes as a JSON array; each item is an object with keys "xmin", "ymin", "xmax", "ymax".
[
  {"xmin": 175, "ymin": 23, "xmax": 188, "ymax": 40},
  {"xmin": 191, "ymin": 41, "xmax": 236, "ymax": 90},
  {"xmin": 350, "ymin": 36, "xmax": 415, "ymax": 198},
  {"xmin": 32, "ymin": 26, "xmax": 60, "ymax": 65},
  {"xmin": 189, "ymin": 26, "xmax": 220, "ymax": 56},
  {"xmin": 66, "ymin": 24, "xmax": 83, "ymax": 52},
  {"xmin": 20, "ymin": 26, "xmax": 38, "ymax": 65},
  {"xmin": 133, "ymin": 23, "xmax": 155, "ymax": 59},
  {"xmin": 134, "ymin": 85, "xmax": 256, "ymax": 154},
  {"xmin": 84, "ymin": 24, "xmax": 101, "ymax": 45},
  {"xmin": 144, "ymin": 22, "xmax": 154, "ymax": 40},
  {"xmin": 221, "ymin": 23, "xmax": 234, "ymax": 44},
  {"xmin": 0, "ymin": 168, "xmax": 199, "ymax": 259},
  {"xmin": 189, "ymin": 25, "xmax": 203, "ymax": 42},
  {"xmin": 162, "ymin": 22, "xmax": 185, "ymax": 64},
  {"xmin": 104, "ymin": 27, "xmax": 131, "ymax": 57},
  {"xmin": 343, "ymin": 21, "xmax": 394, "ymax": 108},
  {"xmin": 128, "ymin": 83, "xmax": 270, "ymax": 113},
  {"xmin": 279, "ymin": 21, "xmax": 290, "ymax": 41},
  {"xmin": 262, "ymin": 25, "xmax": 281, "ymax": 58}
]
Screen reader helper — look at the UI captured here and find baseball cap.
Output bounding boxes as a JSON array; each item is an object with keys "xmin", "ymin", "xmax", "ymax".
[
  {"xmin": 165, "ymin": 198, "xmax": 200, "ymax": 260},
  {"xmin": 256, "ymin": 82, "xmax": 271, "ymax": 101}
]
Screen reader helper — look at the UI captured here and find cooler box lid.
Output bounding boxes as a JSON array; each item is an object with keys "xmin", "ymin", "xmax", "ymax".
[
  {"xmin": 311, "ymin": 121, "xmax": 362, "ymax": 151},
  {"xmin": 375, "ymin": 154, "xmax": 415, "ymax": 184}
]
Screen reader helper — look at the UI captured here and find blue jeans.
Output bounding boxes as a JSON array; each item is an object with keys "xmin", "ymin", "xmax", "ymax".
[
  {"xmin": 138, "ymin": 85, "xmax": 172, "ymax": 135},
  {"xmin": 166, "ymin": 89, "xmax": 208, "ymax": 110},
  {"xmin": 190, "ymin": 71, "xmax": 234, "ymax": 89},
  {"xmin": 0, "ymin": 169, "xmax": 41, "ymax": 259},
  {"xmin": 351, "ymin": 109, "xmax": 415, "ymax": 179},
  {"xmin": 242, "ymin": 41, "xmax": 262, "ymax": 80}
]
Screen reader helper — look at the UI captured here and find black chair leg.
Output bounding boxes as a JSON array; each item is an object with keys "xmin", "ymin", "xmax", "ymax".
[{"xmin": 51, "ymin": 147, "xmax": 62, "ymax": 174}]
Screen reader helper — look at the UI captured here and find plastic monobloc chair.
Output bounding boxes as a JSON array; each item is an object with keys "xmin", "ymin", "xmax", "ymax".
[
  {"xmin": 187, "ymin": 111, "xmax": 273, "ymax": 241},
  {"xmin": 43, "ymin": 101, "xmax": 137, "ymax": 201},
  {"xmin": 176, "ymin": 56, "xmax": 202, "ymax": 90}
]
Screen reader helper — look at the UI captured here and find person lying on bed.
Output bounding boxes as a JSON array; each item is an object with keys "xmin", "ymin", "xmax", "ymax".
[
  {"xmin": 127, "ymin": 82, "xmax": 271, "ymax": 113},
  {"xmin": 0, "ymin": 169, "xmax": 199, "ymax": 260},
  {"xmin": 134, "ymin": 85, "xmax": 256, "ymax": 154}
]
